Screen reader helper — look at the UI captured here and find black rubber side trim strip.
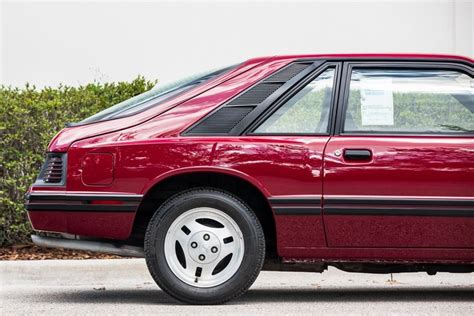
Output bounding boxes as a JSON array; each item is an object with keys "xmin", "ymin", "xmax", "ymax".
[
  {"xmin": 26, "ymin": 193, "xmax": 143, "ymax": 202},
  {"xmin": 269, "ymin": 197, "xmax": 321, "ymax": 205},
  {"xmin": 325, "ymin": 198, "xmax": 474, "ymax": 207},
  {"xmin": 273, "ymin": 207, "xmax": 322, "ymax": 215},
  {"xmin": 26, "ymin": 204, "xmax": 137, "ymax": 212},
  {"xmin": 324, "ymin": 207, "xmax": 474, "ymax": 217}
]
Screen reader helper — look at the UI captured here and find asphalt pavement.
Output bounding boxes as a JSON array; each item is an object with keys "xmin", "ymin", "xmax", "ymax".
[{"xmin": 1, "ymin": 259, "xmax": 473, "ymax": 315}]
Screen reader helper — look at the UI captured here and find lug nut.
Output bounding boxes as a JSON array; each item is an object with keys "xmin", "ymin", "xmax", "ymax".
[
  {"xmin": 211, "ymin": 246, "xmax": 218, "ymax": 253},
  {"xmin": 203, "ymin": 234, "xmax": 210, "ymax": 241},
  {"xmin": 198, "ymin": 254, "xmax": 206, "ymax": 261},
  {"xmin": 191, "ymin": 242, "xmax": 198, "ymax": 248}
]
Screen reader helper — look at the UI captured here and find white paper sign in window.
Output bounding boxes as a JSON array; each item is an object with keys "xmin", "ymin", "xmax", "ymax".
[{"xmin": 360, "ymin": 78, "xmax": 394, "ymax": 126}]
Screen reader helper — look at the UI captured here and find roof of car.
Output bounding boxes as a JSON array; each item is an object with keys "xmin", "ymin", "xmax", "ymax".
[{"xmin": 267, "ymin": 53, "xmax": 473, "ymax": 63}]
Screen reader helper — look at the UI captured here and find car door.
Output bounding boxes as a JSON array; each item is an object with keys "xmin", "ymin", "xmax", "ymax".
[{"xmin": 323, "ymin": 61, "xmax": 474, "ymax": 248}]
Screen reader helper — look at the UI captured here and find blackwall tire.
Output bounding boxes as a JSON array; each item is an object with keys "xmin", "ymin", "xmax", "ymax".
[{"xmin": 144, "ymin": 188, "xmax": 265, "ymax": 304}]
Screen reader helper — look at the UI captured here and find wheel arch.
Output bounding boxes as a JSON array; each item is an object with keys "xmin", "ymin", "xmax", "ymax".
[
  {"xmin": 131, "ymin": 168, "xmax": 278, "ymax": 258},
  {"xmin": 140, "ymin": 166, "xmax": 272, "ymax": 197}
]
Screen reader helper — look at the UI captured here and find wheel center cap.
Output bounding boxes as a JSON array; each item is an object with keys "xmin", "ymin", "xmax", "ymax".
[{"xmin": 188, "ymin": 231, "xmax": 221, "ymax": 264}]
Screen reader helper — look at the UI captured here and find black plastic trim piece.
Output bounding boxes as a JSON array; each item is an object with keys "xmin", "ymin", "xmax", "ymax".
[
  {"xmin": 324, "ymin": 207, "xmax": 474, "ymax": 217},
  {"xmin": 328, "ymin": 62, "xmax": 344, "ymax": 136},
  {"xmin": 325, "ymin": 197, "xmax": 474, "ymax": 207},
  {"xmin": 26, "ymin": 193, "xmax": 143, "ymax": 202},
  {"xmin": 343, "ymin": 149, "xmax": 372, "ymax": 160},
  {"xmin": 185, "ymin": 106, "xmax": 255, "ymax": 134},
  {"xmin": 34, "ymin": 153, "xmax": 67, "ymax": 187},
  {"xmin": 270, "ymin": 196, "xmax": 322, "ymax": 215},
  {"xmin": 333, "ymin": 61, "xmax": 348, "ymax": 135},
  {"xmin": 269, "ymin": 197, "xmax": 321, "ymax": 205},
  {"xmin": 25, "ymin": 193, "xmax": 142, "ymax": 212},
  {"xmin": 262, "ymin": 62, "xmax": 313, "ymax": 83},
  {"xmin": 26, "ymin": 204, "xmax": 137, "ymax": 212},
  {"xmin": 227, "ymin": 83, "xmax": 283, "ymax": 106},
  {"xmin": 273, "ymin": 207, "xmax": 322, "ymax": 215}
]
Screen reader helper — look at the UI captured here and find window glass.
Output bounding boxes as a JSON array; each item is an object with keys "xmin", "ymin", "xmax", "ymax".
[
  {"xmin": 344, "ymin": 69, "xmax": 474, "ymax": 133},
  {"xmin": 254, "ymin": 68, "xmax": 335, "ymax": 134},
  {"xmin": 74, "ymin": 64, "xmax": 238, "ymax": 126}
]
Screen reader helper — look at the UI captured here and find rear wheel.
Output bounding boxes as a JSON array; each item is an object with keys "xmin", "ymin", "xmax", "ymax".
[{"xmin": 144, "ymin": 188, "xmax": 265, "ymax": 304}]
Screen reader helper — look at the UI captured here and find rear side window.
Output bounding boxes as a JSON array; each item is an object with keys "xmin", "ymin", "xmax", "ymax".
[
  {"xmin": 343, "ymin": 69, "xmax": 474, "ymax": 134},
  {"xmin": 254, "ymin": 68, "xmax": 335, "ymax": 134}
]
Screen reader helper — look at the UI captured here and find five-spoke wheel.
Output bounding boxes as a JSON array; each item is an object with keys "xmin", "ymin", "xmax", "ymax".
[{"xmin": 164, "ymin": 207, "xmax": 245, "ymax": 287}]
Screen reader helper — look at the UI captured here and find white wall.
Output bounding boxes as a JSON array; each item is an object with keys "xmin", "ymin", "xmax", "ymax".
[{"xmin": 1, "ymin": 0, "xmax": 472, "ymax": 88}]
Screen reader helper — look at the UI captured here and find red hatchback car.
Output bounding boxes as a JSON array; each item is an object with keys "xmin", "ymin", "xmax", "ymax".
[{"xmin": 27, "ymin": 54, "xmax": 473, "ymax": 304}]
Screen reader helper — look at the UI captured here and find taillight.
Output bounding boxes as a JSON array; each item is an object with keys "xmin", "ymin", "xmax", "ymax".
[{"xmin": 38, "ymin": 153, "xmax": 66, "ymax": 185}]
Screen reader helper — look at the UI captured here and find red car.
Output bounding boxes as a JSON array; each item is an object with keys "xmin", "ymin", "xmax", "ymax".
[{"xmin": 26, "ymin": 54, "xmax": 473, "ymax": 304}]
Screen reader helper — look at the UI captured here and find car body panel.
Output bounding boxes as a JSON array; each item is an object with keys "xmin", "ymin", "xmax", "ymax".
[{"xmin": 323, "ymin": 136, "xmax": 474, "ymax": 248}]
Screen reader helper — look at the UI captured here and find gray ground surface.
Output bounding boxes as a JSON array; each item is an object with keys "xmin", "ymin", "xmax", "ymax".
[{"xmin": 1, "ymin": 259, "xmax": 473, "ymax": 315}]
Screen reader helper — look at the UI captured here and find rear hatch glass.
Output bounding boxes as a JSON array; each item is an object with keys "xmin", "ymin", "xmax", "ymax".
[{"xmin": 70, "ymin": 64, "xmax": 238, "ymax": 126}]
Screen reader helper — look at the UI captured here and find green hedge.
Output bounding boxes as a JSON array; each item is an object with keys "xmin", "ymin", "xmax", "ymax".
[{"xmin": 0, "ymin": 77, "xmax": 156, "ymax": 246}]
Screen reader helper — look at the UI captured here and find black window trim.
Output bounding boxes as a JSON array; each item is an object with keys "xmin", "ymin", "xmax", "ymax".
[
  {"xmin": 245, "ymin": 62, "xmax": 342, "ymax": 136},
  {"xmin": 335, "ymin": 61, "xmax": 474, "ymax": 137}
]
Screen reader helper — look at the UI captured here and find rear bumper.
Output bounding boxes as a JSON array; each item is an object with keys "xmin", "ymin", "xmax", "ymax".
[{"xmin": 26, "ymin": 192, "xmax": 143, "ymax": 240}]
